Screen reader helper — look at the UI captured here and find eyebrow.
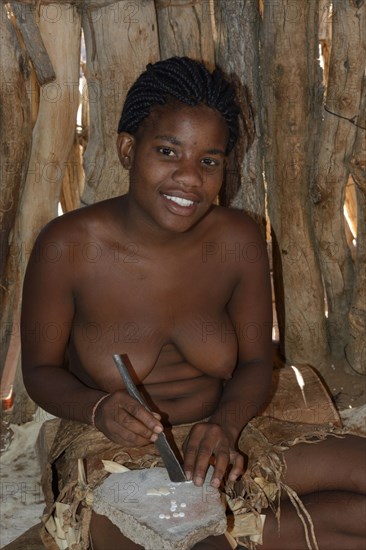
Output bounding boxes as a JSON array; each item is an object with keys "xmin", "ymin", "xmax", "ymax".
[
  {"xmin": 154, "ymin": 135, "xmax": 181, "ymax": 146},
  {"xmin": 154, "ymin": 135, "xmax": 226, "ymax": 156}
]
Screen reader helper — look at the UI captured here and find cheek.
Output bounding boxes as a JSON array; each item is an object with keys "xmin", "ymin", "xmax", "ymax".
[{"xmin": 205, "ymin": 170, "xmax": 224, "ymax": 193}]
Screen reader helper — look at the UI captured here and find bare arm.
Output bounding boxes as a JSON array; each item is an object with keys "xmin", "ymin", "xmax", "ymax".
[
  {"xmin": 183, "ymin": 215, "xmax": 273, "ymax": 486},
  {"xmin": 209, "ymin": 221, "xmax": 273, "ymax": 439},
  {"xmin": 21, "ymin": 223, "xmax": 99, "ymax": 422},
  {"xmin": 21, "ymin": 218, "xmax": 162, "ymax": 444}
]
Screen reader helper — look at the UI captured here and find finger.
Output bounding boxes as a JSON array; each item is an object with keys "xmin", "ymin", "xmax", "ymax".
[
  {"xmin": 121, "ymin": 397, "xmax": 163, "ymax": 434},
  {"xmin": 116, "ymin": 404, "xmax": 162, "ymax": 441},
  {"xmin": 108, "ymin": 419, "xmax": 154, "ymax": 447},
  {"xmin": 183, "ymin": 423, "xmax": 220, "ymax": 485},
  {"xmin": 187, "ymin": 442, "xmax": 214, "ymax": 487},
  {"xmin": 210, "ymin": 448, "xmax": 230, "ymax": 488},
  {"xmin": 117, "ymin": 410, "xmax": 162, "ymax": 444},
  {"xmin": 110, "ymin": 391, "xmax": 164, "ymax": 433},
  {"xmin": 227, "ymin": 452, "xmax": 245, "ymax": 481},
  {"xmin": 182, "ymin": 427, "xmax": 199, "ymax": 481},
  {"xmin": 183, "ymin": 439, "xmax": 201, "ymax": 483},
  {"xmin": 109, "ymin": 406, "xmax": 161, "ymax": 445}
]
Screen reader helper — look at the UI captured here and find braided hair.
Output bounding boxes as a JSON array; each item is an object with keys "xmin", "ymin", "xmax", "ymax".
[{"xmin": 117, "ymin": 57, "xmax": 241, "ymax": 154}]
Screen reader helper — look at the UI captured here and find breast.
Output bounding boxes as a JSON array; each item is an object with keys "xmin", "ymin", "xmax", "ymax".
[
  {"xmin": 69, "ymin": 268, "xmax": 239, "ymax": 389},
  {"xmin": 157, "ymin": 314, "xmax": 239, "ymax": 381}
]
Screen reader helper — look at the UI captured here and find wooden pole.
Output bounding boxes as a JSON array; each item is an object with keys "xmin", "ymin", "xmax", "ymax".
[
  {"xmin": 155, "ymin": 0, "xmax": 215, "ymax": 66},
  {"xmin": 261, "ymin": 0, "xmax": 329, "ymax": 371},
  {"xmin": 81, "ymin": 0, "xmax": 160, "ymax": 205},
  {"xmin": 346, "ymin": 74, "xmax": 366, "ymax": 375},
  {"xmin": 17, "ymin": 2, "xmax": 81, "ymax": 253},
  {"xmin": 214, "ymin": 0, "xmax": 265, "ymax": 228},
  {"xmin": 8, "ymin": 3, "xmax": 81, "ymax": 421},
  {"xmin": 8, "ymin": 1, "xmax": 56, "ymax": 85},
  {"xmin": 311, "ymin": 0, "xmax": 365, "ymax": 358},
  {"xmin": 0, "ymin": 3, "xmax": 32, "ymax": 374}
]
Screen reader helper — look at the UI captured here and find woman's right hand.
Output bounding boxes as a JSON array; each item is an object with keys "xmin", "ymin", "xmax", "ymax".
[{"xmin": 93, "ymin": 390, "xmax": 163, "ymax": 447}]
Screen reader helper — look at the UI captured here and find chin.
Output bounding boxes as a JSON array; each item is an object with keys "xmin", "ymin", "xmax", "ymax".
[{"xmin": 164, "ymin": 217, "xmax": 202, "ymax": 234}]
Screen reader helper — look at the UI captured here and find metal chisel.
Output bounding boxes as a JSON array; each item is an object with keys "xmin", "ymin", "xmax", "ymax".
[{"xmin": 113, "ymin": 354, "xmax": 187, "ymax": 482}]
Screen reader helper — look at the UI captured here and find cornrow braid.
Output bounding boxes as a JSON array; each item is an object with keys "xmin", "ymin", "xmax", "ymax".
[{"xmin": 117, "ymin": 57, "xmax": 241, "ymax": 154}]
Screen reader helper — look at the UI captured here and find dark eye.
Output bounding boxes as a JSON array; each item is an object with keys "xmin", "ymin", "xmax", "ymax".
[
  {"xmin": 201, "ymin": 158, "xmax": 219, "ymax": 167},
  {"xmin": 158, "ymin": 147, "xmax": 175, "ymax": 157}
]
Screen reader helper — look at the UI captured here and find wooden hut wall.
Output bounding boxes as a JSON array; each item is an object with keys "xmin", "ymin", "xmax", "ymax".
[
  {"xmin": 261, "ymin": 1, "xmax": 330, "ymax": 368},
  {"xmin": 1, "ymin": 0, "xmax": 365, "ymax": 417},
  {"xmin": 0, "ymin": 2, "xmax": 32, "ymax": 373}
]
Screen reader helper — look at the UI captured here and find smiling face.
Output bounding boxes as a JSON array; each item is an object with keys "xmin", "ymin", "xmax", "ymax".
[{"xmin": 117, "ymin": 101, "xmax": 229, "ymax": 235}]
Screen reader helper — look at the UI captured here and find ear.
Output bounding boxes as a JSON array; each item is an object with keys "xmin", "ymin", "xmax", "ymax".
[{"xmin": 117, "ymin": 132, "xmax": 135, "ymax": 169}]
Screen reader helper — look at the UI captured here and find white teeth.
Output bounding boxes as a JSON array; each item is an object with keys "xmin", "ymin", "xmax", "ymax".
[{"xmin": 163, "ymin": 194, "xmax": 195, "ymax": 207}]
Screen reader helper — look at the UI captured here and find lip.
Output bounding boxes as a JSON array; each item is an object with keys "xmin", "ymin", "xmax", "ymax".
[
  {"xmin": 161, "ymin": 190, "xmax": 201, "ymax": 202},
  {"xmin": 160, "ymin": 191, "xmax": 199, "ymax": 216}
]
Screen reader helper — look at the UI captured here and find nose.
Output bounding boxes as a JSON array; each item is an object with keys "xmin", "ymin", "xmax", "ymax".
[{"xmin": 172, "ymin": 159, "xmax": 203, "ymax": 188}]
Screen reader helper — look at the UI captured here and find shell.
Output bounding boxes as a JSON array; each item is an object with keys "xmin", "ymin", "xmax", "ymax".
[{"xmin": 102, "ymin": 459, "xmax": 131, "ymax": 474}]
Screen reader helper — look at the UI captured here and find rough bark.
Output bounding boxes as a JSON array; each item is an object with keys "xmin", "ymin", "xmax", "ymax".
[
  {"xmin": 8, "ymin": 3, "xmax": 81, "ymax": 422},
  {"xmin": 214, "ymin": 0, "xmax": 265, "ymax": 228},
  {"xmin": 155, "ymin": 0, "xmax": 215, "ymax": 67},
  {"xmin": 17, "ymin": 3, "xmax": 81, "ymax": 265},
  {"xmin": 81, "ymin": 0, "xmax": 159, "ymax": 205},
  {"xmin": 0, "ymin": 3, "xmax": 32, "ymax": 373},
  {"xmin": 346, "ymin": 75, "xmax": 366, "ymax": 374},
  {"xmin": 11, "ymin": 0, "xmax": 122, "ymax": 5},
  {"xmin": 8, "ymin": 1, "xmax": 56, "ymax": 85},
  {"xmin": 310, "ymin": 0, "xmax": 365, "ymax": 357},
  {"xmin": 261, "ymin": 0, "xmax": 329, "ymax": 371}
]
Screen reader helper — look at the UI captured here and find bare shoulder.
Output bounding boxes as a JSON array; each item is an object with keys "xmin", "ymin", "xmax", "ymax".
[
  {"xmin": 35, "ymin": 197, "xmax": 123, "ymax": 245},
  {"xmin": 31, "ymin": 197, "xmax": 124, "ymax": 254},
  {"xmin": 24, "ymin": 198, "xmax": 125, "ymax": 282},
  {"xmin": 211, "ymin": 206, "xmax": 264, "ymax": 239},
  {"xmin": 202, "ymin": 206, "xmax": 267, "ymax": 266}
]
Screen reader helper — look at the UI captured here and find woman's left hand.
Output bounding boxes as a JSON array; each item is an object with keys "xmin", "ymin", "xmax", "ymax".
[{"xmin": 182, "ymin": 422, "xmax": 244, "ymax": 488}]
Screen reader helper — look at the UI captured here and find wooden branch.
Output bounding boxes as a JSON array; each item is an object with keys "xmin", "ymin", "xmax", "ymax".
[
  {"xmin": 214, "ymin": 0, "xmax": 265, "ymax": 227},
  {"xmin": 261, "ymin": 0, "xmax": 329, "ymax": 370},
  {"xmin": 311, "ymin": 0, "xmax": 365, "ymax": 357},
  {"xmin": 156, "ymin": 0, "xmax": 205, "ymax": 8},
  {"xmin": 156, "ymin": 0, "xmax": 215, "ymax": 65},
  {"xmin": 349, "ymin": 77, "xmax": 366, "ymax": 195},
  {"xmin": 81, "ymin": 0, "xmax": 159, "ymax": 205},
  {"xmin": 4, "ymin": 0, "xmax": 123, "ymax": 6},
  {"xmin": 346, "ymin": 75, "xmax": 366, "ymax": 374},
  {"xmin": 0, "ymin": 1, "xmax": 32, "ymax": 374},
  {"xmin": 9, "ymin": 1, "xmax": 56, "ymax": 85}
]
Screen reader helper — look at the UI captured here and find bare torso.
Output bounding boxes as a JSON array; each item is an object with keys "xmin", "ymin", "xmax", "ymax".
[{"xmin": 56, "ymin": 196, "xmax": 242, "ymax": 425}]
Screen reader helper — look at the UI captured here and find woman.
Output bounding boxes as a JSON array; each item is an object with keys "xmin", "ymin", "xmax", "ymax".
[{"xmin": 21, "ymin": 57, "xmax": 365, "ymax": 550}]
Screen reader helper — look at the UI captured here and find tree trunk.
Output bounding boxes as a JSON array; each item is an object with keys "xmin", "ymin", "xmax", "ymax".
[
  {"xmin": 310, "ymin": 0, "xmax": 365, "ymax": 358},
  {"xmin": 0, "ymin": 3, "xmax": 32, "ymax": 373},
  {"xmin": 346, "ymin": 75, "xmax": 366, "ymax": 375},
  {"xmin": 214, "ymin": 0, "xmax": 265, "ymax": 229},
  {"xmin": 81, "ymin": 0, "xmax": 159, "ymax": 205},
  {"xmin": 155, "ymin": 0, "xmax": 215, "ymax": 67},
  {"xmin": 9, "ymin": 3, "xmax": 81, "ymax": 422},
  {"xmin": 261, "ymin": 0, "xmax": 329, "ymax": 371},
  {"xmin": 17, "ymin": 2, "xmax": 81, "ymax": 266}
]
